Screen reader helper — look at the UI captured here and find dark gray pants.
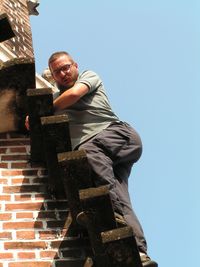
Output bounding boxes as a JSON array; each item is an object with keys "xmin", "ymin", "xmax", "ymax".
[{"xmin": 78, "ymin": 121, "xmax": 147, "ymax": 253}]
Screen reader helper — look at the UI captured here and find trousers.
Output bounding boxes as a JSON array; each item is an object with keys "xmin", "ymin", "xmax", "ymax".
[{"xmin": 78, "ymin": 121, "xmax": 147, "ymax": 253}]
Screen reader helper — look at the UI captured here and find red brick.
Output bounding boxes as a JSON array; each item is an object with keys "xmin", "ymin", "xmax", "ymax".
[
  {"xmin": 47, "ymin": 221, "xmax": 66, "ymax": 228},
  {"xmin": 4, "ymin": 241, "xmax": 47, "ymax": 250},
  {"xmin": 3, "ymin": 221, "xmax": 43, "ymax": 230},
  {"xmin": 35, "ymin": 194, "xmax": 50, "ymax": 200},
  {"xmin": 9, "ymin": 133, "xmax": 28, "ymax": 139},
  {"xmin": 39, "ymin": 230, "xmax": 58, "ymax": 240},
  {"xmin": 62, "ymin": 249, "xmax": 83, "ymax": 258},
  {"xmin": 11, "ymin": 162, "xmax": 30, "ymax": 169},
  {"xmin": 0, "ymin": 213, "xmax": 12, "ymax": 220},
  {"xmin": 15, "ymin": 194, "xmax": 32, "ymax": 201},
  {"xmin": 17, "ymin": 252, "xmax": 35, "ymax": 259},
  {"xmin": 10, "ymin": 147, "xmax": 27, "ymax": 153},
  {"xmin": 5, "ymin": 202, "xmax": 44, "ymax": 211},
  {"xmin": 0, "ymin": 195, "xmax": 11, "ymax": 201},
  {"xmin": 2, "ymin": 154, "xmax": 29, "ymax": 161},
  {"xmin": 1, "ymin": 170, "xmax": 24, "ymax": 176},
  {"xmin": 0, "ymin": 147, "xmax": 7, "ymax": 153},
  {"xmin": 0, "ymin": 162, "xmax": 8, "ymax": 168},
  {"xmin": 16, "ymin": 212, "xmax": 34, "ymax": 219},
  {"xmin": 56, "ymin": 259, "xmax": 85, "ymax": 266},
  {"xmin": 0, "ymin": 232, "xmax": 12, "ymax": 239},
  {"xmin": 9, "ymin": 262, "xmax": 51, "ymax": 267},
  {"xmin": 28, "ymin": 161, "xmax": 46, "ymax": 168},
  {"xmin": 37, "ymin": 211, "xmax": 57, "ymax": 220},
  {"xmin": 16, "ymin": 230, "xmax": 35, "ymax": 239},
  {"xmin": 50, "ymin": 239, "xmax": 83, "ymax": 249},
  {"xmin": 0, "ymin": 133, "xmax": 7, "ymax": 139},
  {"xmin": 32, "ymin": 177, "xmax": 48, "ymax": 184},
  {"xmin": 0, "ymin": 252, "xmax": 13, "ymax": 259},
  {"xmin": 11, "ymin": 178, "xmax": 30, "ymax": 184},
  {"xmin": 2, "ymin": 169, "xmax": 38, "ymax": 176},
  {"xmin": 0, "ymin": 140, "xmax": 30, "ymax": 146},
  {"xmin": 0, "ymin": 178, "xmax": 8, "ymax": 184},
  {"xmin": 3, "ymin": 186, "xmax": 21, "ymax": 193},
  {"xmin": 40, "ymin": 250, "xmax": 58, "ymax": 259},
  {"xmin": 4, "ymin": 185, "xmax": 44, "ymax": 194},
  {"xmin": 46, "ymin": 201, "xmax": 68, "ymax": 210}
]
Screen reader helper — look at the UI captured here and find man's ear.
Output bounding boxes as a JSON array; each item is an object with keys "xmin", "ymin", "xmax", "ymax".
[
  {"xmin": 42, "ymin": 67, "xmax": 55, "ymax": 84},
  {"xmin": 49, "ymin": 68, "xmax": 56, "ymax": 81},
  {"xmin": 74, "ymin": 62, "xmax": 78, "ymax": 69}
]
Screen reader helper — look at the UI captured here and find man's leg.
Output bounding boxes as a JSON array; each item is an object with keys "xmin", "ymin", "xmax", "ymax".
[
  {"xmin": 114, "ymin": 176, "xmax": 147, "ymax": 253},
  {"xmin": 78, "ymin": 121, "xmax": 147, "ymax": 253}
]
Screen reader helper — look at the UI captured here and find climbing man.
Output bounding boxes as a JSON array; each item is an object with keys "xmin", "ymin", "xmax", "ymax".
[{"xmin": 26, "ymin": 51, "xmax": 158, "ymax": 267}]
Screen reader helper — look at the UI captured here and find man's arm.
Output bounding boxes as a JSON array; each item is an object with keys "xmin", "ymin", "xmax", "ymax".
[
  {"xmin": 24, "ymin": 83, "xmax": 89, "ymax": 130},
  {"xmin": 53, "ymin": 83, "xmax": 89, "ymax": 111}
]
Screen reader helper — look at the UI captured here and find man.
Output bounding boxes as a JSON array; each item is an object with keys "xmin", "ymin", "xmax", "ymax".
[{"xmin": 33, "ymin": 51, "xmax": 157, "ymax": 266}]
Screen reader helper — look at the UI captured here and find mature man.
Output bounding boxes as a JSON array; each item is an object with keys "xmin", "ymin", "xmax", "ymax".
[{"xmin": 38, "ymin": 51, "xmax": 157, "ymax": 266}]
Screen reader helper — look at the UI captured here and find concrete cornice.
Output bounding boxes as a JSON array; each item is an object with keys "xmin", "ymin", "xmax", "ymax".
[
  {"xmin": 0, "ymin": 43, "xmax": 16, "ymax": 61},
  {"xmin": 0, "ymin": 43, "xmax": 55, "ymax": 90}
]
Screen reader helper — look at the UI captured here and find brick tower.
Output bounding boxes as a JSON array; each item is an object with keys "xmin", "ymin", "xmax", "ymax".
[{"xmin": 0, "ymin": 1, "xmax": 87, "ymax": 266}]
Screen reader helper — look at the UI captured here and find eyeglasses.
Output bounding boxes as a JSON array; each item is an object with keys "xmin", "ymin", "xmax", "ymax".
[{"xmin": 53, "ymin": 63, "xmax": 74, "ymax": 76}]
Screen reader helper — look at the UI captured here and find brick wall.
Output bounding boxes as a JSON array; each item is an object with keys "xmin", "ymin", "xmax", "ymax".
[
  {"xmin": 0, "ymin": 0, "xmax": 34, "ymax": 58},
  {"xmin": 0, "ymin": 133, "xmax": 88, "ymax": 267}
]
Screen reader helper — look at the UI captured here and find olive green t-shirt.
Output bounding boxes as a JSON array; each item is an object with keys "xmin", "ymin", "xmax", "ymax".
[{"xmin": 54, "ymin": 70, "xmax": 119, "ymax": 149}]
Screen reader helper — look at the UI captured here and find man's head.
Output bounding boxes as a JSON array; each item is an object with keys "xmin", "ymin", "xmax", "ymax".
[{"xmin": 48, "ymin": 51, "xmax": 79, "ymax": 89}]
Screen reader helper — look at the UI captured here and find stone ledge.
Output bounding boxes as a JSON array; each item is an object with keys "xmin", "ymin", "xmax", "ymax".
[
  {"xmin": 0, "ymin": 57, "xmax": 35, "ymax": 91},
  {"xmin": 0, "ymin": 58, "xmax": 35, "ymax": 133}
]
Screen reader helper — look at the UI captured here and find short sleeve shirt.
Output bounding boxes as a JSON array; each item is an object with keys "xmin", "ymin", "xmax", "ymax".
[{"xmin": 55, "ymin": 70, "xmax": 119, "ymax": 149}]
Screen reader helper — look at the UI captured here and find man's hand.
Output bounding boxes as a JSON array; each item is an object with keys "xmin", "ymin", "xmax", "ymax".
[{"xmin": 25, "ymin": 115, "xmax": 30, "ymax": 130}]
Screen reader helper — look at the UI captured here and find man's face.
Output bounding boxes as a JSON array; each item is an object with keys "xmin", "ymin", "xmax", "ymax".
[{"xmin": 49, "ymin": 54, "xmax": 79, "ymax": 89}]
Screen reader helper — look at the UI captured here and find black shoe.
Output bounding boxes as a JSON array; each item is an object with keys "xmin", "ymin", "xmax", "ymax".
[{"xmin": 140, "ymin": 253, "xmax": 158, "ymax": 267}]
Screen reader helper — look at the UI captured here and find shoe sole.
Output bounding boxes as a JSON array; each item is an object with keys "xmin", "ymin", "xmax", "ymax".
[{"xmin": 143, "ymin": 261, "xmax": 158, "ymax": 267}]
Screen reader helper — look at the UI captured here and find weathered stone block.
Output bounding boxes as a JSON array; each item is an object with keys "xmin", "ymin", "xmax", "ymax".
[
  {"xmin": 27, "ymin": 88, "xmax": 54, "ymax": 163},
  {"xmin": 58, "ymin": 150, "xmax": 94, "ymax": 222},
  {"xmin": 41, "ymin": 114, "xmax": 72, "ymax": 153},
  {"xmin": 101, "ymin": 226, "xmax": 142, "ymax": 267},
  {"xmin": 79, "ymin": 186, "xmax": 117, "ymax": 231},
  {"xmin": 41, "ymin": 114, "xmax": 72, "ymax": 197},
  {"xmin": 78, "ymin": 187, "xmax": 142, "ymax": 267},
  {"xmin": 0, "ymin": 58, "xmax": 35, "ymax": 133},
  {"xmin": 77, "ymin": 186, "xmax": 117, "ymax": 266}
]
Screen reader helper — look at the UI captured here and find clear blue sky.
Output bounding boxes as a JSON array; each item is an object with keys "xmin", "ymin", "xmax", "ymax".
[{"xmin": 30, "ymin": 1, "xmax": 199, "ymax": 266}]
